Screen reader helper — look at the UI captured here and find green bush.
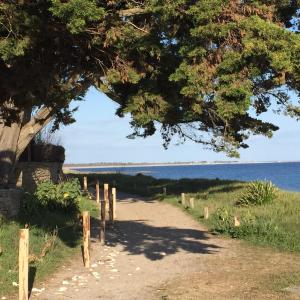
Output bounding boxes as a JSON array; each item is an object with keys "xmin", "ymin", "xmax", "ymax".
[
  {"xmin": 26, "ymin": 179, "xmax": 82, "ymax": 215},
  {"xmin": 236, "ymin": 181, "xmax": 278, "ymax": 206},
  {"xmin": 209, "ymin": 208, "xmax": 278, "ymax": 240},
  {"xmin": 209, "ymin": 206, "xmax": 234, "ymax": 234}
]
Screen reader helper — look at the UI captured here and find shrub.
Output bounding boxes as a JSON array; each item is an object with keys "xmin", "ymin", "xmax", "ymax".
[
  {"xmin": 33, "ymin": 179, "xmax": 81, "ymax": 214},
  {"xmin": 209, "ymin": 208, "xmax": 277, "ymax": 240},
  {"xmin": 236, "ymin": 181, "xmax": 278, "ymax": 206},
  {"xmin": 210, "ymin": 206, "xmax": 234, "ymax": 234}
]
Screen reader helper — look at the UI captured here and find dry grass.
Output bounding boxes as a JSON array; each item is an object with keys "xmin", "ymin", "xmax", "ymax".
[{"xmin": 157, "ymin": 242, "xmax": 300, "ymax": 299}]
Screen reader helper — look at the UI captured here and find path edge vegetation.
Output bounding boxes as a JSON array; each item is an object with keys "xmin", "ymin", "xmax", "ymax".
[{"xmin": 0, "ymin": 178, "xmax": 98, "ymax": 298}]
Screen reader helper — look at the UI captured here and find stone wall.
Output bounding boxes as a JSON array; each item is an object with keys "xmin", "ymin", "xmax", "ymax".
[
  {"xmin": 13, "ymin": 162, "xmax": 63, "ymax": 192},
  {"xmin": 0, "ymin": 188, "xmax": 23, "ymax": 217}
]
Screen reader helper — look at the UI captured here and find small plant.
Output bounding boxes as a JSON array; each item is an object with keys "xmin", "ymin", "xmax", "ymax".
[
  {"xmin": 210, "ymin": 206, "xmax": 233, "ymax": 234},
  {"xmin": 32, "ymin": 178, "xmax": 81, "ymax": 214},
  {"xmin": 236, "ymin": 181, "xmax": 278, "ymax": 206},
  {"xmin": 0, "ymin": 215, "xmax": 5, "ymax": 228}
]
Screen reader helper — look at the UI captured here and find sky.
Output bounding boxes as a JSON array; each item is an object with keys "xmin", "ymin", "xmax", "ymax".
[{"xmin": 57, "ymin": 87, "xmax": 300, "ymax": 163}]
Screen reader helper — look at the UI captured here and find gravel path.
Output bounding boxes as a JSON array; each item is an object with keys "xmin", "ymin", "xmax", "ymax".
[
  {"xmin": 30, "ymin": 194, "xmax": 233, "ymax": 300},
  {"xmin": 29, "ymin": 194, "xmax": 300, "ymax": 300}
]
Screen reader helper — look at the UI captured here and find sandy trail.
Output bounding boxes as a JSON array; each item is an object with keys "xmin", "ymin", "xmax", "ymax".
[{"xmin": 28, "ymin": 194, "xmax": 300, "ymax": 300}]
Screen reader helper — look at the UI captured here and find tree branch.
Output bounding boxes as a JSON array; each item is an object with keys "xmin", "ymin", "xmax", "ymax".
[
  {"xmin": 119, "ymin": 7, "xmax": 147, "ymax": 17},
  {"xmin": 16, "ymin": 106, "xmax": 54, "ymax": 159}
]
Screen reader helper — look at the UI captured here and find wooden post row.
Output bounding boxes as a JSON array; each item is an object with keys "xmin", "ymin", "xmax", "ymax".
[
  {"xmin": 82, "ymin": 211, "xmax": 90, "ymax": 268},
  {"xmin": 83, "ymin": 176, "xmax": 88, "ymax": 191},
  {"xmin": 19, "ymin": 229, "xmax": 29, "ymax": 300},
  {"xmin": 112, "ymin": 187, "xmax": 117, "ymax": 220},
  {"xmin": 100, "ymin": 200, "xmax": 106, "ymax": 245},
  {"xmin": 96, "ymin": 180, "xmax": 100, "ymax": 203}
]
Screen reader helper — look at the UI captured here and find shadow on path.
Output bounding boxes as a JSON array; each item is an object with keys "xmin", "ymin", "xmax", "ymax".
[
  {"xmin": 89, "ymin": 193, "xmax": 221, "ymax": 260},
  {"xmin": 99, "ymin": 220, "xmax": 222, "ymax": 261}
]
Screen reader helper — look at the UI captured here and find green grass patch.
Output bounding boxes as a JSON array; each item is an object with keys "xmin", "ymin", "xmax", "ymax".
[{"xmin": 0, "ymin": 195, "xmax": 97, "ymax": 298}]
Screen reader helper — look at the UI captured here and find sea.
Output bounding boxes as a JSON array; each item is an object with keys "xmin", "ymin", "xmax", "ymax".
[{"xmin": 73, "ymin": 162, "xmax": 300, "ymax": 192}]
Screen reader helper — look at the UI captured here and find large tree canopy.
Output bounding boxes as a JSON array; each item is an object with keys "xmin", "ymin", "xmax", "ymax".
[{"xmin": 0, "ymin": 0, "xmax": 300, "ymax": 184}]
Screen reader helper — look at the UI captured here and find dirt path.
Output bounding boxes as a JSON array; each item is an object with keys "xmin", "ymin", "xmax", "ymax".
[{"xmin": 29, "ymin": 194, "xmax": 300, "ymax": 300}]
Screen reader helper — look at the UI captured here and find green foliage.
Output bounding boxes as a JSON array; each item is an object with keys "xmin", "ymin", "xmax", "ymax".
[
  {"xmin": 210, "ymin": 208, "xmax": 278, "ymax": 239},
  {"xmin": 1, "ymin": 1, "xmax": 300, "ymax": 157},
  {"xmin": 50, "ymin": 0, "xmax": 106, "ymax": 34},
  {"xmin": 23, "ymin": 179, "xmax": 82, "ymax": 216},
  {"xmin": 0, "ymin": 193, "xmax": 97, "ymax": 298},
  {"xmin": 237, "ymin": 181, "xmax": 278, "ymax": 206},
  {"xmin": 209, "ymin": 206, "xmax": 234, "ymax": 234}
]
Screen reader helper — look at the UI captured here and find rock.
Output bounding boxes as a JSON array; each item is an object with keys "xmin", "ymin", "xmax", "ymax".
[
  {"xmin": 284, "ymin": 286, "xmax": 300, "ymax": 295},
  {"xmin": 32, "ymin": 287, "xmax": 45, "ymax": 293},
  {"xmin": 92, "ymin": 272, "xmax": 100, "ymax": 279}
]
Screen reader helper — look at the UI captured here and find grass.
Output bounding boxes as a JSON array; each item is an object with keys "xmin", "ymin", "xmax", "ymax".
[
  {"xmin": 0, "ymin": 195, "xmax": 98, "ymax": 298},
  {"xmin": 69, "ymin": 172, "xmax": 300, "ymax": 253}
]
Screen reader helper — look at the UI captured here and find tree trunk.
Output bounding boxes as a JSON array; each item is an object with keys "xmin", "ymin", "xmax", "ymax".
[
  {"xmin": 0, "ymin": 116, "xmax": 24, "ymax": 187},
  {"xmin": 0, "ymin": 106, "xmax": 53, "ymax": 187}
]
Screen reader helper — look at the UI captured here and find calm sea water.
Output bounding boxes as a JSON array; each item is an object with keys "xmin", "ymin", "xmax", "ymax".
[{"xmin": 74, "ymin": 162, "xmax": 300, "ymax": 192}]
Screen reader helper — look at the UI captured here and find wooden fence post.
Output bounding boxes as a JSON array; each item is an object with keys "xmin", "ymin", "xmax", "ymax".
[
  {"xmin": 112, "ymin": 187, "xmax": 117, "ymax": 220},
  {"xmin": 83, "ymin": 176, "xmax": 88, "ymax": 192},
  {"xmin": 189, "ymin": 198, "xmax": 195, "ymax": 209},
  {"xmin": 96, "ymin": 180, "xmax": 100, "ymax": 203},
  {"xmin": 234, "ymin": 216, "xmax": 240, "ymax": 227},
  {"xmin": 109, "ymin": 190, "xmax": 114, "ymax": 224},
  {"xmin": 100, "ymin": 200, "xmax": 106, "ymax": 245},
  {"xmin": 82, "ymin": 211, "xmax": 90, "ymax": 268},
  {"xmin": 19, "ymin": 229, "xmax": 29, "ymax": 300},
  {"xmin": 104, "ymin": 183, "xmax": 109, "ymax": 203},
  {"xmin": 181, "ymin": 193, "xmax": 186, "ymax": 206},
  {"xmin": 204, "ymin": 207, "xmax": 209, "ymax": 220},
  {"xmin": 163, "ymin": 187, "xmax": 167, "ymax": 196}
]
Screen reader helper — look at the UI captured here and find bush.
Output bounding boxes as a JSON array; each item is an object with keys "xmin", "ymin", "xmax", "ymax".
[
  {"xmin": 209, "ymin": 206, "xmax": 234, "ymax": 234},
  {"xmin": 236, "ymin": 181, "xmax": 278, "ymax": 206},
  {"xmin": 209, "ymin": 208, "xmax": 278, "ymax": 240},
  {"xmin": 25, "ymin": 179, "xmax": 82, "ymax": 215}
]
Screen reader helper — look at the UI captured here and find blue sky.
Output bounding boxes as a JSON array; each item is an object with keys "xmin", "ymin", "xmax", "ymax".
[{"xmin": 58, "ymin": 88, "xmax": 300, "ymax": 163}]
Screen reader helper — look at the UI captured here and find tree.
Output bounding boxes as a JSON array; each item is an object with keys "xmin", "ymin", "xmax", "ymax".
[{"xmin": 0, "ymin": 0, "xmax": 300, "ymax": 186}]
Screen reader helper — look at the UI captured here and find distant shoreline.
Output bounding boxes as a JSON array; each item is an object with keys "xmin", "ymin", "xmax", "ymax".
[{"xmin": 63, "ymin": 160, "xmax": 300, "ymax": 170}]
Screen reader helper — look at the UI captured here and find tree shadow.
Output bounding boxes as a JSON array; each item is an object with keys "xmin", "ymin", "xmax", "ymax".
[
  {"xmin": 0, "ymin": 150, "xmax": 15, "ymax": 188},
  {"xmin": 91, "ymin": 219, "xmax": 221, "ymax": 261},
  {"xmin": 28, "ymin": 266, "xmax": 37, "ymax": 297}
]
